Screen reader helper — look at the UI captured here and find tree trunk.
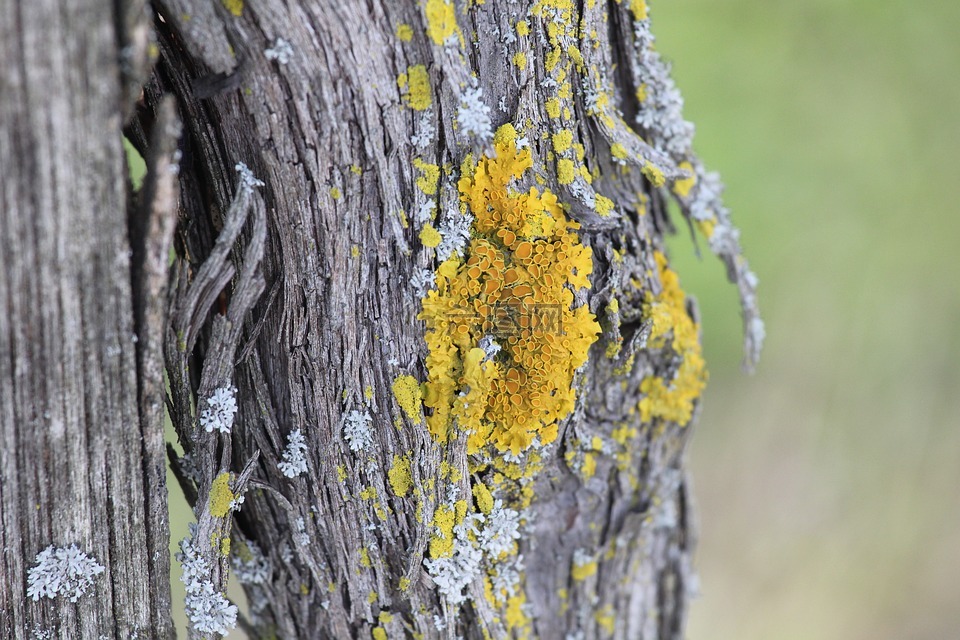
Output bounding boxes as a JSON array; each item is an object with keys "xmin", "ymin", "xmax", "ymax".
[
  {"xmin": 0, "ymin": 0, "xmax": 174, "ymax": 637},
  {"xmin": 3, "ymin": 0, "xmax": 763, "ymax": 637}
]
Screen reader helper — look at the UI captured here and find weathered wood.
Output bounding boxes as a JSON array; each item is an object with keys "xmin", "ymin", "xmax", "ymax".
[
  {"xmin": 135, "ymin": 1, "xmax": 761, "ymax": 638},
  {"xmin": 0, "ymin": 0, "xmax": 172, "ymax": 636}
]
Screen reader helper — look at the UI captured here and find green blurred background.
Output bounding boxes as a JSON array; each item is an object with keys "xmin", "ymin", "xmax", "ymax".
[
  {"xmin": 142, "ymin": 1, "xmax": 960, "ymax": 636},
  {"xmin": 654, "ymin": 1, "xmax": 960, "ymax": 638}
]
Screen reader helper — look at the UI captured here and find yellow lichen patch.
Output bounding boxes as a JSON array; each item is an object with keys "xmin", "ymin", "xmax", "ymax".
[
  {"xmin": 592, "ymin": 194, "xmax": 614, "ymax": 218},
  {"xmin": 330, "ymin": 186, "xmax": 341, "ymax": 200},
  {"xmin": 221, "ymin": 0, "xmax": 242, "ymax": 17},
  {"xmin": 637, "ymin": 251, "xmax": 707, "ymax": 425},
  {"xmin": 399, "ymin": 65, "xmax": 432, "ymax": 111},
  {"xmin": 364, "ymin": 385, "xmax": 374, "ymax": 400},
  {"xmin": 396, "ymin": 23, "xmax": 413, "ymax": 41},
  {"xmin": 641, "ymin": 161, "xmax": 666, "ymax": 188},
  {"xmin": 557, "ymin": 158, "xmax": 575, "ymax": 184},
  {"xmin": 516, "ymin": 20, "xmax": 530, "ymax": 36},
  {"xmin": 672, "ymin": 161, "xmax": 696, "ymax": 198},
  {"xmin": 595, "ymin": 604, "xmax": 616, "ymax": 634},
  {"xmin": 425, "ymin": 0, "xmax": 459, "ymax": 45},
  {"xmin": 552, "ymin": 129, "xmax": 573, "ymax": 154},
  {"xmin": 420, "ymin": 224, "xmax": 441, "ymax": 248},
  {"xmin": 418, "ymin": 129, "xmax": 601, "ymax": 455},
  {"xmin": 629, "ymin": 0, "xmax": 648, "ymax": 21},
  {"xmin": 387, "ymin": 455, "xmax": 413, "ymax": 497},
  {"xmin": 413, "ymin": 158, "xmax": 440, "ymax": 194},
  {"xmin": 429, "ymin": 504, "xmax": 456, "ymax": 558},
  {"xmin": 368, "ymin": 591, "xmax": 378, "ymax": 604},
  {"xmin": 392, "ymin": 375, "xmax": 423, "ymax": 424},
  {"xmin": 505, "ymin": 591, "xmax": 530, "ymax": 630},
  {"xmin": 636, "ymin": 83, "xmax": 648, "ymax": 103},
  {"xmin": 512, "ymin": 52, "xmax": 527, "ymax": 70},
  {"xmin": 695, "ymin": 217, "xmax": 717, "ymax": 238},
  {"xmin": 545, "ymin": 98, "xmax": 561, "ymax": 119},
  {"xmin": 472, "ymin": 481, "xmax": 494, "ymax": 514},
  {"xmin": 610, "ymin": 143, "xmax": 628, "ymax": 162},
  {"xmin": 398, "ymin": 576, "xmax": 411, "ymax": 591},
  {"xmin": 372, "ymin": 627, "xmax": 387, "ymax": 640},
  {"xmin": 572, "ymin": 557, "xmax": 597, "ymax": 581},
  {"xmin": 360, "ymin": 547, "xmax": 372, "ymax": 567},
  {"xmin": 209, "ymin": 472, "xmax": 235, "ymax": 518}
]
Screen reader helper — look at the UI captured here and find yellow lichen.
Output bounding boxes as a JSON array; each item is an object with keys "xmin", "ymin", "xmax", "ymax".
[
  {"xmin": 400, "ymin": 65, "xmax": 432, "ymax": 111},
  {"xmin": 330, "ymin": 186, "xmax": 341, "ymax": 200},
  {"xmin": 372, "ymin": 627, "xmax": 387, "ymax": 640},
  {"xmin": 595, "ymin": 604, "xmax": 616, "ymax": 634},
  {"xmin": 641, "ymin": 161, "xmax": 666, "ymax": 188},
  {"xmin": 425, "ymin": 0, "xmax": 459, "ymax": 45},
  {"xmin": 512, "ymin": 52, "xmax": 527, "ymax": 70},
  {"xmin": 368, "ymin": 591, "xmax": 378, "ymax": 604},
  {"xmin": 391, "ymin": 375, "xmax": 423, "ymax": 424},
  {"xmin": 387, "ymin": 455, "xmax": 413, "ymax": 497},
  {"xmin": 516, "ymin": 20, "xmax": 530, "ymax": 36},
  {"xmin": 672, "ymin": 161, "xmax": 696, "ymax": 198},
  {"xmin": 221, "ymin": 0, "xmax": 242, "ymax": 17},
  {"xmin": 413, "ymin": 158, "xmax": 440, "ymax": 194},
  {"xmin": 552, "ymin": 129, "xmax": 573, "ymax": 154},
  {"xmin": 364, "ymin": 385, "xmax": 374, "ymax": 400},
  {"xmin": 360, "ymin": 547, "xmax": 372, "ymax": 567},
  {"xmin": 595, "ymin": 194, "xmax": 614, "ymax": 216},
  {"xmin": 557, "ymin": 158, "xmax": 575, "ymax": 184},
  {"xmin": 418, "ymin": 128, "xmax": 601, "ymax": 454},
  {"xmin": 545, "ymin": 98, "xmax": 561, "ymax": 119},
  {"xmin": 610, "ymin": 143, "xmax": 628, "ymax": 161},
  {"xmin": 637, "ymin": 251, "xmax": 708, "ymax": 425},
  {"xmin": 396, "ymin": 23, "xmax": 413, "ymax": 41},
  {"xmin": 420, "ymin": 224, "xmax": 442, "ymax": 248},
  {"xmin": 209, "ymin": 472, "xmax": 235, "ymax": 519},
  {"xmin": 429, "ymin": 504, "xmax": 456, "ymax": 558},
  {"xmin": 572, "ymin": 558, "xmax": 597, "ymax": 581},
  {"xmin": 472, "ymin": 481, "xmax": 494, "ymax": 514},
  {"xmin": 399, "ymin": 576, "xmax": 411, "ymax": 591},
  {"xmin": 629, "ymin": 0, "xmax": 648, "ymax": 21},
  {"xmin": 336, "ymin": 465, "xmax": 347, "ymax": 482}
]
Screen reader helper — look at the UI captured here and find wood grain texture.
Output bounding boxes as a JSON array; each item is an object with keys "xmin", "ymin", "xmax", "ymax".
[
  {"xmin": 135, "ymin": 1, "xmax": 720, "ymax": 638},
  {"xmin": 0, "ymin": 0, "xmax": 172, "ymax": 636}
]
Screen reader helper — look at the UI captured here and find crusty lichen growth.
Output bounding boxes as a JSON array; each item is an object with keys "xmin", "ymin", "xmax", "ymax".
[
  {"xmin": 419, "ymin": 125, "xmax": 601, "ymax": 455},
  {"xmin": 637, "ymin": 251, "xmax": 708, "ymax": 425},
  {"xmin": 209, "ymin": 472, "xmax": 236, "ymax": 519}
]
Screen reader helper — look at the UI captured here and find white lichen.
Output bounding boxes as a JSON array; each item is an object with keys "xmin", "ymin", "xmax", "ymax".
[
  {"xmin": 278, "ymin": 429, "xmax": 308, "ymax": 478},
  {"xmin": 424, "ymin": 513, "xmax": 485, "ymax": 605},
  {"xmin": 178, "ymin": 529, "xmax": 238, "ymax": 635},
  {"xmin": 343, "ymin": 409, "xmax": 374, "ymax": 452},
  {"xmin": 480, "ymin": 500, "xmax": 520, "ymax": 557},
  {"xmin": 232, "ymin": 541, "xmax": 271, "ymax": 585},
  {"xmin": 456, "ymin": 85, "xmax": 493, "ymax": 142},
  {"xmin": 199, "ymin": 385, "xmax": 238, "ymax": 434},
  {"xmin": 411, "ymin": 111, "xmax": 437, "ymax": 149},
  {"xmin": 411, "ymin": 268, "xmax": 436, "ymax": 297},
  {"xmin": 26, "ymin": 544, "xmax": 105, "ymax": 602},
  {"xmin": 436, "ymin": 205, "xmax": 473, "ymax": 262},
  {"xmin": 235, "ymin": 162, "xmax": 265, "ymax": 194},
  {"xmin": 264, "ymin": 37, "xmax": 294, "ymax": 64}
]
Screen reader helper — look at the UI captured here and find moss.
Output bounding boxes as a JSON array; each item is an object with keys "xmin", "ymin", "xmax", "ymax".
[
  {"xmin": 387, "ymin": 455, "xmax": 413, "ymax": 497},
  {"xmin": 209, "ymin": 472, "xmax": 235, "ymax": 518},
  {"xmin": 418, "ymin": 128, "xmax": 600, "ymax": 454}
]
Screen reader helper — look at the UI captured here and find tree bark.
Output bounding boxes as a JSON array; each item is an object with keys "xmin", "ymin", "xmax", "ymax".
[
  {"xmin": 0, "ymin": 0, "xmax": 173, "ymax": 637},
  {"xmin": 3, "ymin": 0, "xmax": 762, "ymax": 638}
]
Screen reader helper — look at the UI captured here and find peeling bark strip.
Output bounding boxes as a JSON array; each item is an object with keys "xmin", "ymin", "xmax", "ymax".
[
  {"xmin": 133, "ymin": 0, "xmax": 760, "ymax": 638},
  {"xmin": 0, "ymin": 0, "xmax": 172, "ymax": 637}
]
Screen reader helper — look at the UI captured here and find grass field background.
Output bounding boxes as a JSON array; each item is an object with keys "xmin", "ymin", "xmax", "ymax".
[{"xmin": 149, "ymin": 1, "xmax": 960, "ymax": 636}]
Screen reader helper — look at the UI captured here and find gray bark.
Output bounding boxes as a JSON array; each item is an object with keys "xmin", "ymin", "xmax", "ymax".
[
  {"xmin": 2, "ymin": 0, "xmax": 762, "ymax": 638},
  {"xmin": 0, "ymin": 0, "xmax": 173, "ymax": 637}
]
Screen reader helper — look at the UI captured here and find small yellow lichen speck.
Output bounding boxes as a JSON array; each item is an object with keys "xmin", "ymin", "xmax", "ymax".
[
  {"xmin": 399, "ymin": 576, "xmax": 411, "ymax": 591},
  {"xmin": 209, "ymin": 472, "xmax": 235, "ymax": 518},
  {"xmin": 364, "ymin": 385, "xmax": 374, "ymax": 400},
  {"xmin": 418, "ymin": 127, "xmax": 600, "ymax": 455},
  {"xmin": 396, "ymin": 23, "xmax": 413, "ymax": 41},
  {"xmin": 388, "ymin": 455, "xmax": 413, "ymax": 497},
  {"xmin": 595, "ymin": 605, "xmax": 616, "ymax": 634},
  {"xmin": 368, "ymin": 591, "xmax": 378, "ymax": 604},
  {"xmin": 515, "ymin": 20, "xmax": 530, "ymax": 36},
  {"xmin": 637, "ymin": 251, "xmax": 708, "ymax": 425},
  {"xmin": 425, "ymin": 0, "xmax": 459, "ymax": 45},
  {"xmin": 329, "ymin": 186, "xmax": 341, "ymax": 200},
  {"xmin": 512, "ymin": 52, "xmax": 527, "ymax": 70},
  {"xmin": 351, "ymin": 245, "xmax": 360, "ymax": 258},
  {"xmin": 400, "ymin": 65, "xmax": 432, "ymax": 111},
  {"xmin": 350, "ymin": 164, "xmax": 363, "ymax": 176},
  {"xmin": 413, "ymin": 158, "xmax": 440, "ymax": 195},
  {"xmin": 221, "ymin": 0, "xmax": 242, "ymax": 17},
  {"xmin": 420, "ymin": 224, "xmax": 442, "ymax": 248},
  {"xmin": 545, "ymin": 98, "xmax": 561, "ymax": 119},
  {"xmin": 672, "ymin": 160, "xmax": 696, "ymax": 198},
  {"xmin": 391, "ymin": 375, "xmax": 423, "ymax": 424},
  {"xmin": 572, "ymin": 558, "xmax": 597, "ymax": 581},
  {"xmin": 372, "ymin": 627, "xmax": 387, "ymax": 640},
  {"xmin": 429, "ymin": 504, "xmax": 456, "ymax": 558},
  {"xmin": 360, "ymin": 547, "xmax": 372, "ymax": 567},
  {"xmin": 610, "ymin": 143, "xmax": 628, "ymax": 161}
]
